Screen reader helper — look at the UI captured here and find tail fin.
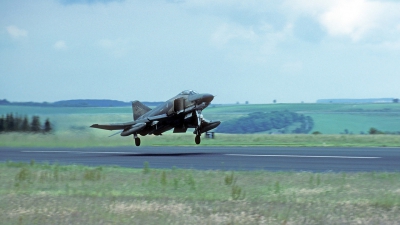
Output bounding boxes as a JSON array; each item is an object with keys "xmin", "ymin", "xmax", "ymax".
[{"xmin": 132, "ymin": 101, "xmax": 151, "ymax": 120}]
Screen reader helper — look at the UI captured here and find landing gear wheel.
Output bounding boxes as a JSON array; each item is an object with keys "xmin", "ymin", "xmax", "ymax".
[
  {"xmin": 135, "ymin": 138, "xmax": 141, "ymax": 146},
  {"xmin": 195, "ymin": 135, "xmax": 201, "ymax": 145}
]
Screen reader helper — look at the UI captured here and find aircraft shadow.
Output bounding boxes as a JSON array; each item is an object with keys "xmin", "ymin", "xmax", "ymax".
[{"xmin": 100, "ymin": 152, "xmax": 218, "ymax": 157}]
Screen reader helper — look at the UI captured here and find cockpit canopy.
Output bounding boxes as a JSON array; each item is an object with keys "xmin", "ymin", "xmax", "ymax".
[{"xmin": 179, "ymin": 90, "xmax": 198, "ymax": 95}]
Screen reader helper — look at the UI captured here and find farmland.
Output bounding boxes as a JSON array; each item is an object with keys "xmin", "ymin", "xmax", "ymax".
[
  {"xmin": 1, "ymin": 103, "xmax": 400, "ymax": 147},
  {"xmin": 2, "ymin": 103, "xmax": 400, "ymax": 134}
]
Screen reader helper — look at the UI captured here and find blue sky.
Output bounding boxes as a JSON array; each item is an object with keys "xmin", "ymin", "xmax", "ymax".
[{"xmin": 1, "ymin": 0, "xmax": 400, "ymax": 104}]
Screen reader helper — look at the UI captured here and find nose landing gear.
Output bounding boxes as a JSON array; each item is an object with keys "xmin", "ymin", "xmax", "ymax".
[{"xmin": 134, "ymin": 133, "xmax": 141, "ymax": 146}]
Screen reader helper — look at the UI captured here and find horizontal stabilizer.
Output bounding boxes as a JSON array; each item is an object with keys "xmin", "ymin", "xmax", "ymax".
[
  {"xmin": 90, "ymin": 124, "xmax": 127, "ymax": 130},
  {"xmin": 90, "ymin": 121, "xmax": 136, "ymax": 131}
]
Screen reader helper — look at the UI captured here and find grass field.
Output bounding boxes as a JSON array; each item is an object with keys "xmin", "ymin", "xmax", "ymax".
[
  {"xmin": 1, "ymin": 132, "xmax": 400, "ymax": 148},
  {"xmin": 1, "ymin": 104, "xmax": 400, "ymax": 147},
  {"xmin": 206, "ymin": 103, "xmax": 400, "ymax": 114},
  {"xmin": 1, "ymin": 162, "xmax": 400, "ymax": 224},
  {"xmin": 309, "ymin": 113, "xmax": 400, "ymax": 134},
  {"xmin": 205, "ymin": 103, "xmax": 400, "ymax": 134},
  {"xmin": 2, "ymin": 104, "xmax": 400, "ymax": 134},
  {"xmin": 1, "ymin": 105, "xmax": 400, "ymax": 224}
]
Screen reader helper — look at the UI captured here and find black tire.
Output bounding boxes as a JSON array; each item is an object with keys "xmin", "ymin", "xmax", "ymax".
[
  {"xmin": 135, "ymin": 138, "xmax": 141, "ymax": 146},
  {"xmin": 195, "ymin": 135, "xmax": 201, "ymax": 145}
]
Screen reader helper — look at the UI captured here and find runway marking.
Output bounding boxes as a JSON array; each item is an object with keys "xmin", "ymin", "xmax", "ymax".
[
  {"xmin": 22, "ymin": 151, "xmax": 136, "ymax": 154},
  {"xmin": 22, "ymin": 151, "xmax": 381, "ymax": 159},
  {"xmin": 225, "ymin": 154, "xmax": 381, "ymax": 159},
  {"xmin": 83, "ymin": 152, "xmax": 137, "ymax": 154},
  {"xmin": 22, "ymin": 151, "xmax": 74, "ymax": 153}
]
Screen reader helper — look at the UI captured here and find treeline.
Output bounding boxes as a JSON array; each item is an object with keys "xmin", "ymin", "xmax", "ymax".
[
  {"xmin": 216, "ymin": 111, "xmax": 314, "ymax": 134},
  {"xmin": 0, "ymin": 99, "xmax": 164, "ymax": 107},
  {"xmin": 323, "ymin": 127, "xmax": 400, "ymax": 135},
  {"xmin": 0, "ymin": 113, "xmax": 52, "ymax": 133},
  {"xmin": 368, "ymin": 127, "xmax": 400, "ymax": 135}
]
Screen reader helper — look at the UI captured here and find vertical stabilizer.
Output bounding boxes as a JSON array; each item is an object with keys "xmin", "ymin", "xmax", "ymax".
[{"xmin": 132, "ymin": 101, "xmax": 152, "ymax": 120}]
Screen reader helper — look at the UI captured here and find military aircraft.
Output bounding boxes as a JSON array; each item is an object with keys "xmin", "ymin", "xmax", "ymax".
[{"xmin": 90, "ymin": 90, "xmax": 221, "ymax": 146}]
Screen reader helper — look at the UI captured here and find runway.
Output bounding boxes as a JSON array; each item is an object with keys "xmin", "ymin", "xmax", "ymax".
[{"xmin": 1, "ymin": 146, "xmax": 399, "ymax": 172}]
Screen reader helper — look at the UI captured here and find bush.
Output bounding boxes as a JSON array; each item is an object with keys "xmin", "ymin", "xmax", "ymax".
[
  {"xmin": 369, "ymin": 127, "xmax": 384, "ymax": 135},
  {"xmin": 83, "ymin": 167, "xmax": 103, "ymax": 181}
]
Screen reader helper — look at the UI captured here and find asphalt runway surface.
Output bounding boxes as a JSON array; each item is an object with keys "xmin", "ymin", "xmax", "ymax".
[{"xmin": 1, "ymin": 146, "xmax": 400, "ymax": 172}]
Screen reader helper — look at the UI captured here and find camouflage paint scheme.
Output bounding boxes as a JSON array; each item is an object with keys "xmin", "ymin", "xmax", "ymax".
[{"xmin": 90, "ymin": 90, "xmax": 220, "ymax": 146}]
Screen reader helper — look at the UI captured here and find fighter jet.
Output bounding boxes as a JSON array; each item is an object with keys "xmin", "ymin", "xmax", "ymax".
[{"xmin": 90, "ymin": 90, "xmax": 221, "ymax": 146}]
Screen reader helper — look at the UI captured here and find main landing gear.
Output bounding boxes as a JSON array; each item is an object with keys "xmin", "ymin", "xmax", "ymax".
[
  {"xmin": 195, "ymin": 135, "xmax": 201, "ymax": 145},
  {"xmin": 134, "ymin": 133, "xmax": 141, "ymax": 146},
  {"xmin": 135, "ymin": 138, "xmax": 141, "ymax": 146}
]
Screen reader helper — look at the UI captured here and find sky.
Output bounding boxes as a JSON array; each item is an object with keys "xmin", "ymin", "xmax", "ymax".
[{"xmin": 1, "ymin": 0, "xmax": 400, "ymax": 104}]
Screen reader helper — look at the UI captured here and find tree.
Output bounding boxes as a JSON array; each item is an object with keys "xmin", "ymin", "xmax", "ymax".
[
  {"xmin": 369, "ymin": 127, "xmax": 384, "ymax": 135},
  {"xmin": 30, "ymin": 116, "xmax": 41, "ymax": 132},
  {"xmin": 273, "ymin": 99, "xmax": 277, "ymax": 104},
  {"xmin": 393, "ymin": 98, "xmax": 399, "ymax": 103},
  {"xmin": 14, "ymin": 114, "xmax": 22, "ymax": 131},
  {"xmin": 44, "ymin": 118, "xmax": 52, "ymax": 133},
  {"xmin": 6, "ymin": 113, "xmax": 15, "ymax": 131},
  {"xmin": 0, "ymin": 115, "xmax": 4, "ymax": 132},
  {"xmin": 21, "ymin": 116, "xmax": 30, "ymax": 132}
]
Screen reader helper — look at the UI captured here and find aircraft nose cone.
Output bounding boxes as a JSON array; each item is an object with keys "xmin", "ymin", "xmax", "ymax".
[{"xmin": 202, "ymin": 94, "xmax": 214, "ymax": 103}]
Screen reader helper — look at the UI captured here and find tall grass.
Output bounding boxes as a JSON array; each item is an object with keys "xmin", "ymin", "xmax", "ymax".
[{"xmin": 1, "ymin": 162, "xmax": 400, "ymax": 224}]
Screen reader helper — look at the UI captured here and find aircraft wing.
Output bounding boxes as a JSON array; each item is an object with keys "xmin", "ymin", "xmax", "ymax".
[
  {"xmin": 90, "ymin": 121, "xmax": 136, "ymax": 130},
  {"xmin": 90, "ymin": 114, "xmax": 170, "ymax": 131}
]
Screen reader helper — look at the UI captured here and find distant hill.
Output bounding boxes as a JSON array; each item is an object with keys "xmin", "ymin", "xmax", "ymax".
[
  {"xmin": 316, "ymin": 98, "xmax": 395, "ymax": 104},
  {"xmin": 0, "ymin": 99, "xmax": 163, "ymax": 107},
  {"xmin": 53, "ymin": 99, "xmax": 131, "ymax": 107}
]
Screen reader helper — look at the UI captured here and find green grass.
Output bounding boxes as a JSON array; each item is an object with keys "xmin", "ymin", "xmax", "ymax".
[
  {"xmin": 206, "ymin": 103, "xmax": 400, "ymax": 114},
  {"xmin": 309, "ymin": 113, "xmax": 400, "ymax": 134},
  {"xmin": 1, "ymin": 133, "xmax": 400, "ymax": 147},
  {"xmin": 1, "ymin": 162, "xmax": 400, "ymax": 224},
  {"xmin": 2, "ymin": 104, "xmax": 400, "ymax": 147},
  {"xmin": 206, "ymin": 103, "xmax": 400, "ymax": 134}
]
